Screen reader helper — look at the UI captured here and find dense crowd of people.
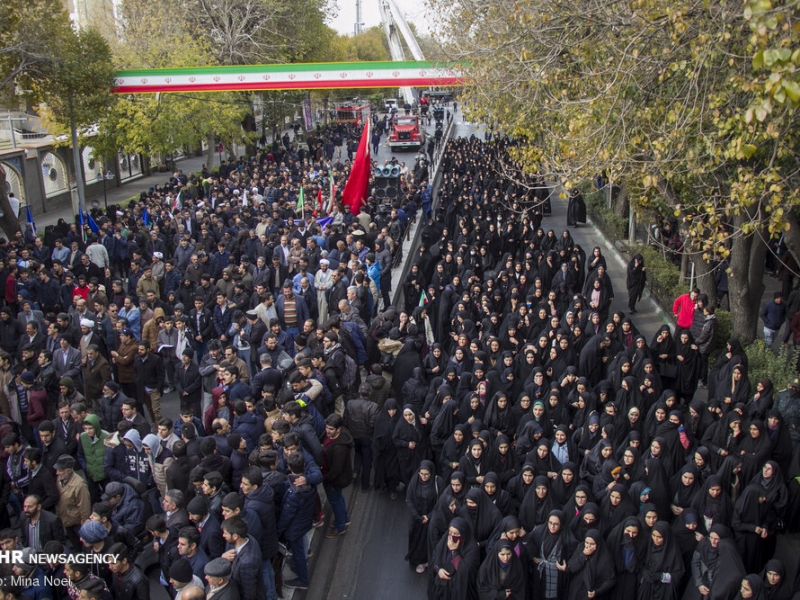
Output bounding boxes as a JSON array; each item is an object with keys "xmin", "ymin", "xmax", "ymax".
[
  {"xmin": 0, "ymin": 121, "xmax": 430, "ymax": 600},
  {"xmin": 384, "ymin": 137, "xmax": 800, "ymax": 600},
  {"xmin": 0, "ymin": 123, "xmax": 799, "ymax": 600}
]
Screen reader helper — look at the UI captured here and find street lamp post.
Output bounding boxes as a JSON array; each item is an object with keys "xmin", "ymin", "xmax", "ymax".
[{"xmin": 96, "ymin": 169, "xmax": 114, "ymax": 209}]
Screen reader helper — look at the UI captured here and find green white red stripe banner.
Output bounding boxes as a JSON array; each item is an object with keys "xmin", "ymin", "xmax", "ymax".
[{"xmin": 113, "ymin": 61, "xmax": 463, "ymax": 94}]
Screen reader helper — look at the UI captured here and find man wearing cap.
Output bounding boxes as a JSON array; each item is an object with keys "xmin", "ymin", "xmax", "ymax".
[
  {"xmin": 761, "ymin": 291, "xmax": 787, "ymax": 348},
  {"xmin": 12, "ymin": 548, "xmax": 51, "ymax": 600},
  {"xmin": 103, "ymin": 480, "xmax": 146, "ymax": 537},
  {"xmin": 204, "ymin": 557, "xmax": 238, "ymax": 600},
  {"xmin": 151, "ymin": 252, "xmax": 165, "ymax": 284},
  {"xmin": 136, "ymin": 264, "xmax": 159, "ymax": 299},
  {"xmin": 171, "ymin": 557, "xmax": 205, "ymax": 600},
  {"xmin": 56, "ymin": 454, "xmax": 91, "ymax": 550},
  {"xmin": 79, "ymin": 519, "xmax": 114, "ymax": 586},
  {"xmin": 188, "ymin": 495, "xmax": 226, "ymax": 559}
]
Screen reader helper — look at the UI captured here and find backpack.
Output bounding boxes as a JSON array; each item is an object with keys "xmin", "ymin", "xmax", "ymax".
[{"xmin": 341, "ymin": 353, "xmax": 358, "ymax": 396}]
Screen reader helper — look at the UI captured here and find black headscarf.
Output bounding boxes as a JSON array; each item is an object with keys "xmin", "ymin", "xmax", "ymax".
[{"xmin": 477, "ymin": 539, "xmax": 528, "ymax": 599}]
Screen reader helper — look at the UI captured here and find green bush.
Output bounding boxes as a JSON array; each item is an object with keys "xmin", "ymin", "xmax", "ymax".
[
  {"xmin": 712, "ymin": 310, "xmax": 732, "ymax": 355},
  {"xmin": 581, "ymin": 185, "xmax": 627, "ymax": 241},
  {"xmin": 631, "ymin": 244, "xmax": 685, "ymax": 312},
  {"xmin": 745, "ymin": 340, "xmax": 800, "ymax": 392}
]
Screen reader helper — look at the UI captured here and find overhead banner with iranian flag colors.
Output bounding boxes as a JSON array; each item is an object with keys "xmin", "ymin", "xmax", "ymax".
[{"xmin": 113, "ymin": 61, "xmax": 463, "ymax": 94}]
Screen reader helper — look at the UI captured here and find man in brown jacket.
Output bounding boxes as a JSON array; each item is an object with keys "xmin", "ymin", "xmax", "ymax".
[
  {"xmin": 82, "ymin": 345, "xmax": 112, "ymax": 413},
  {"xmin": 111, "ymin": 328, "xmax": 139, "ymax": 401},
  {"xmin": 55, "ymin": 454, "xmax": 91, "ymax": 551}
]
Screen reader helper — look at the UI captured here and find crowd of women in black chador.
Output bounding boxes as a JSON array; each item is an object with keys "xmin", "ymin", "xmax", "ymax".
[{"xmin": 365, "ymin": 136, "xmax": 800, "ymax": 600}]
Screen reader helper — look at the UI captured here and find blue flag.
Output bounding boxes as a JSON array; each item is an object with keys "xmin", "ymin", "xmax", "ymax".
[
  {"xmin": 85, "ymin": 211, "xmax": 100, "ymax": 233},
  {"xmin": 143, "ymin": 208, "xmax": 151, "ymax": 226},
  {"xmin": 79, "ymin": 209, "xmax": 86, "ymax": 242},
  {"xmin": 25, "ymin": 205, "xmax": 36, "ymax": 236}
]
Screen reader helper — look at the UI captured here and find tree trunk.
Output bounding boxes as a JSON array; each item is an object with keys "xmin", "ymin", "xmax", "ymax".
[
  {"xmin": 728, "ymin": 211, "xmax": 767, "ymax": 344},
  {"xmin": 781, "ymin": 213, "xmax": 800, "ymax": 269},
  {"xmin": 613, "ymin": 184, "xmax": 629, "ymax": 219},
  {"xmin": 70, "ymin": 115, "xmax": 85, "ymax": 217},
  {"xmin": 0, "ymin": 165, "xmax": 23, "ymax": 239},
  {"xmin": 242, "ymin": 108, "xmax": 257, "ymax": 158},
  {"xmin": 206, "ymin": 133, "xmax": 215, "ymax": 170},
  {"xmin": 691, "ymin": 255, "xmax": 717, "ymax": 308}
]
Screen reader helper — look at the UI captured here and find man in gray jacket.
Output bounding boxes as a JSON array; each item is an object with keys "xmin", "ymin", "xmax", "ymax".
[
  {"xmin": 343, "ymin": 383, "xmax": 379, "ymax": 491},
  {"xmin": 694, "ymin": 305, "xmax": 717, "ymax": 388}
]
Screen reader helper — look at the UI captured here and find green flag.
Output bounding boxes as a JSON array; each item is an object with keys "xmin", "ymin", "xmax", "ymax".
[{"xmin": 297, "ymin": 186, "xmax": 304, "ymax": 212}]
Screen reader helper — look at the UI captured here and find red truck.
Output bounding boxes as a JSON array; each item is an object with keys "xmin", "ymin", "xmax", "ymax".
[{"xmin": 388, "ymin": 114, "xmax": 426, "ymax": 151}]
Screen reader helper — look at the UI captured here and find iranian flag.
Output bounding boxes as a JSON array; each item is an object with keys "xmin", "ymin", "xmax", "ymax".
[{"xmin": 419, "ymin": 290, "xmax": 429, "ymax": 306}]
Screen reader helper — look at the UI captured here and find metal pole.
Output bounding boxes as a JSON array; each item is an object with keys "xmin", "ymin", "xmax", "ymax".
[{"xmin": 689, "ymin": 260, "xmax": 695, "ymax": 292}]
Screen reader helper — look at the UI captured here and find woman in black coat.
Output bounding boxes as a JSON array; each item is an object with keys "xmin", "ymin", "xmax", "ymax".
[
  {"xmin": 373, "ymin": 398, "xmax": 401, "ymax": 494},
  {"xmin": 675, "ymin": 330, "xmax": 700, "ymax": 405},
  {"xmin": 566, "ymin": 528, "xmax": 616, "ymax": 600},
  {"xmin": 626, "ymin": 254, "xmax": 647, "ymax": 313},
  {"xmin": 637, "ymin": 521, "xmax": 685, "ymax": 600},
  {"xmin": 685, "ymin": 524, "xmax": 745, "ymax": 600},
  {"xmin": 477, "ymin": 539, "xmax": 528, "ymax": 600},
  {"xmin": 428, "ymin": 516, "xmax": 480, "ymax": 600},
  {"xmin": 458, "ymin": 439, "xmax": 487, "ymax": 489},
  {"xmin": 393, "ymin": 338, "xmax": 424, "ymax": 397},
  {"xmin": 732, "ymin": 483, "xmax": 772, "ymax": 573},
  {"xmin": 406, "ymin": 460, "xmax": 444, "ymax": 574},
  {"xmin": 606, "ymin": 515, "xmax": 648, "ymax": 600},
  {"xmin": 530, "ymin": 509, "xmax": 577, "ymax": 600},
  {"xmin": 393, "ymin": 405, "xmax": 428, "ymax": 488}
]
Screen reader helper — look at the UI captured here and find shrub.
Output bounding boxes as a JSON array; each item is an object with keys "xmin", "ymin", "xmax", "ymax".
[
  {"xmin": 581, "ymin": 185, "xmax": 627, "ymax": 241},
  {"xmin": 745, "ymin": 340, "xmax": 800, "ymax": 392},
  {"xmin": 712, "ymin": 310, "xmax": 733, "ymax": 355}
]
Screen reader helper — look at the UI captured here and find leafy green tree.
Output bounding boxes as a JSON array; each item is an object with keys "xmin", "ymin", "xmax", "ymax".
[
  {"xmin": 430, "ymin": 0, "xmax": 800, "ymax": 343},
  {"xmin": 32, "ymin": 27, "xmax": 116, "ymax": 216},
  {"xmin": 0, "ymin": 0, "xmax": 73, "ymax": 235}
]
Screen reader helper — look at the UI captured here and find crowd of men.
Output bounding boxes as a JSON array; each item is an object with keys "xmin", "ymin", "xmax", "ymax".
[{"xmin": 0, "ymin": 121, "xmax": 430, "ymax": 600}]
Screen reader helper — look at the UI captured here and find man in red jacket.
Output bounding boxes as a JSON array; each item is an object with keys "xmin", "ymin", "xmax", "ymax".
[{"xmin": 672, "ymin": 288, "xmax": 699, "ymax": 335}]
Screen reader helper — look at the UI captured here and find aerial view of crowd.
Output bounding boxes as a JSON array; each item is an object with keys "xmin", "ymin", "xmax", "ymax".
[{"xmin": 0, "ymin": 128, "xmax": 798, "ymax": 600}]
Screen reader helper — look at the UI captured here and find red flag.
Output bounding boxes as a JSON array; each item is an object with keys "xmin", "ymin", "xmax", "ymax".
[
  {"xmin": 317, "ymin": 187, "xmax": 323, "ymax": 212},
  {"xmin": 341, "ymin": 121, "xmax": 371, "ymax": 214}
]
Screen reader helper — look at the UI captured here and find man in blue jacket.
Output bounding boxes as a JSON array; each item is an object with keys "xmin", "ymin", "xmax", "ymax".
[
  {"xmin": 277, "ymin": 453, "xmax": 316, "ymax": 591},
  {"xmin": 232, "ymin": 400, "xmax": 263, "ymax": 451},
  {"xmin": 760, "ymin": 291, "xmax": 787, "ymax": 347},
  {"xmin": 241, "ymin": 466, "xmax": 279, "ymax": 600},
  {"xmin": 222, "ymin": 516, "xmax": 266, "ymax": 600}
]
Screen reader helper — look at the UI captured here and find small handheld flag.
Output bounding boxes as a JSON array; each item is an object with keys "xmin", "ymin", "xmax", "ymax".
[
  {"xmin": 419, "ymin": 290, "xmax": 429, "ymax": 306},
  {"xmin": 25, "ymin": 205, "xmax": 36, "ymax": 236}
]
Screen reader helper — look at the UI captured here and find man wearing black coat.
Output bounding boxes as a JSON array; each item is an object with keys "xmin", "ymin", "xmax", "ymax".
[
  {"xmin": 20, "ymin": 494, "xmax": 66, "ymax": 549},
  {"xmin": 175, "ymin": 348, "xmax": 202, "ymax": 416},
  {"xmin": 222, "ymin": 517, "xmax": 266, "ymax": 600},
  {"xmin": 147, "ymin": 514, "xmax": 180, "ymax": 592},
  {"xmin": 38, "ymin": 421, "xmax": 68, "ymax": 474},
  {"xmin": 187, "ymin": 496, "xmax": 226, "ymax": 559},
  {"xmin": 108, "ymin": 542, "xmax": 150, "ymax": 600},
  {"xmin": 24, "ymin": 447, "xmax": 59, "ymax": 511},
  {"xmin": 190, "ymin": 297, "xmax": 215, "ymax": 359},
  {"xmin": 135, "ymin": 342, "xmax": 165, "ymax": 423}
]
